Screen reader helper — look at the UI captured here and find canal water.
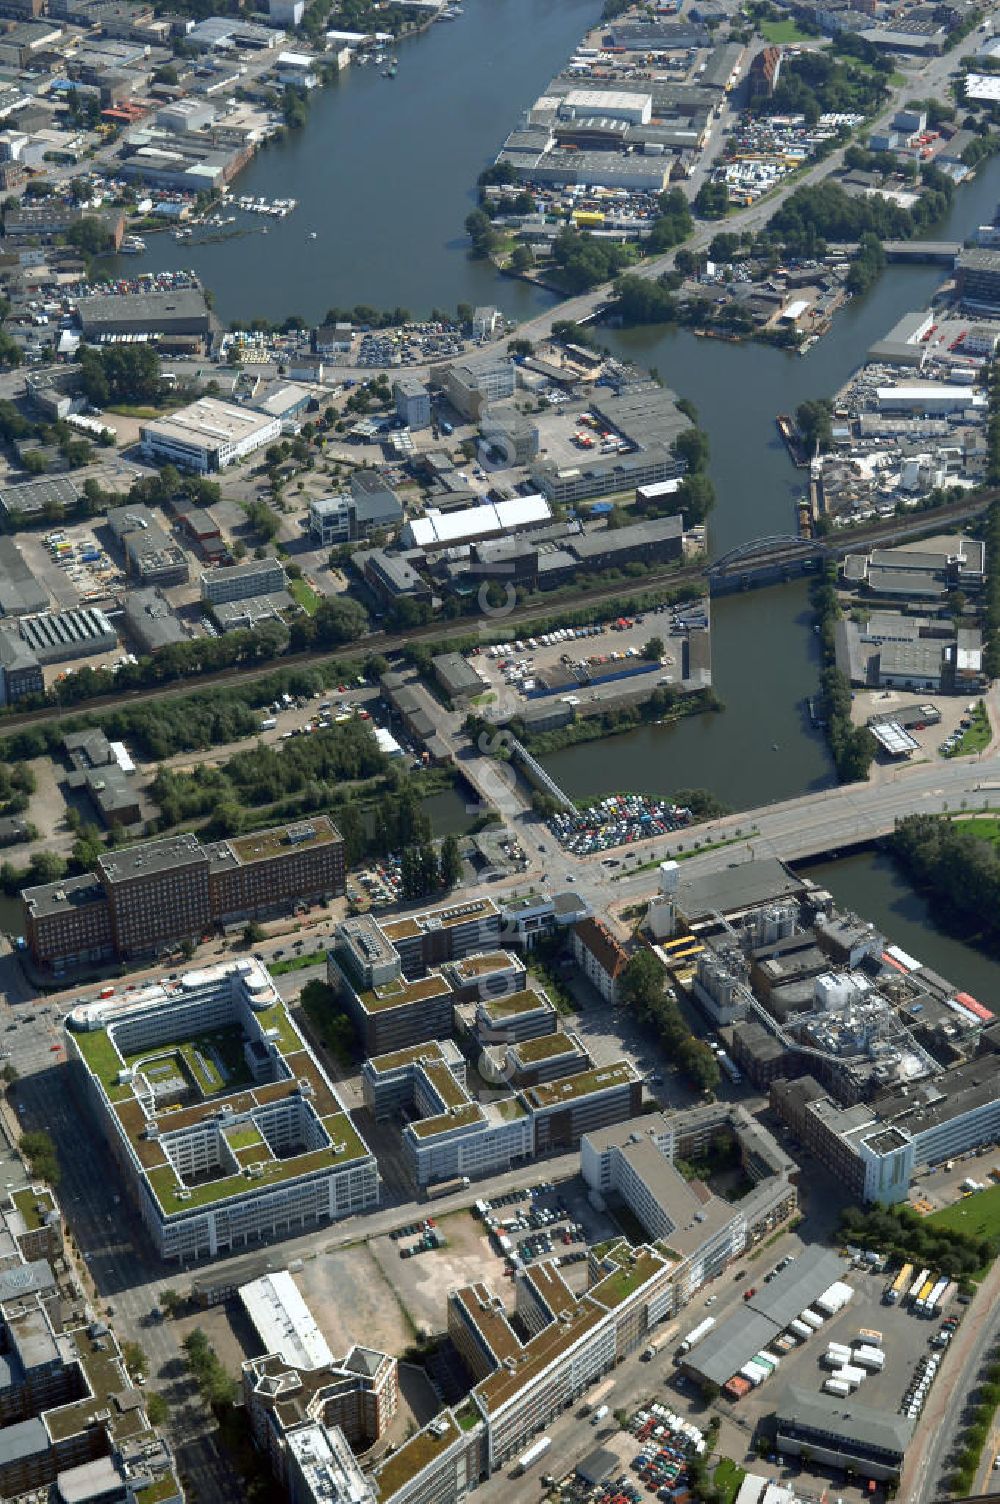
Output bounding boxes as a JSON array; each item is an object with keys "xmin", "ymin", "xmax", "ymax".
[
  {"xmin": 801, "ymin": 851, "xmax": 1000, "ymax": 1008},
  {"xmin": 121, "ymin": 0, "xmax": 601, "ymax": 323},
  {"xmin": 127, "ymin": 7, "xmax": 1000, "ymax": 811}
]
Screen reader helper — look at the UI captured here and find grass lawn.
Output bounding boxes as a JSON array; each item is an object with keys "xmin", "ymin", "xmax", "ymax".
[
  {"xmin": 926, "ymin": 1183, "xmax": 1000, "ymax": 1247},
  {"xmin": 714, "ymin": 1459, "xmax": 746, "ymax": 1504},
  {"xmin": 759, "ymin": 18, "xmax": 808, "ymax": 40},
  {"xmin": 289, "ymin": 577, "xmax": 321, "ymax": 615},
  {"xmin": 953, "ymin": 811, "xmax": 1000, "ymax": 847},
  {"xmin": 945, "ymin": 700, "xmax": 991, "ymax": 759}
]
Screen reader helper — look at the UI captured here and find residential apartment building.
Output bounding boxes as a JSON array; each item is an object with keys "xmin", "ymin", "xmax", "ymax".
[
  {"xmin": 24, "ymin": 819, "xmax": 345, "ymax": 969},
  {"xmin": 571, "ymin": 919, "xmax": 629, "ymax": 1003},
  {"xmin": 66, "ymin": 958, "xmax": 379, "ymax": 1261}
]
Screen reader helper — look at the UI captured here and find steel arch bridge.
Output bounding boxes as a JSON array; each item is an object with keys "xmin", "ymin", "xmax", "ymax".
[{"xmin": 708, "ymin": 535, "xmax": 825, "ymax": 575}]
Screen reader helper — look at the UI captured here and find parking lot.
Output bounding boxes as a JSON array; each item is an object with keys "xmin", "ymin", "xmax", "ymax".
[
  {"xmin": 851, "ymin": 688, "xmax": 986, "ymax": 762},
  {"xmin": 471, "ymin": 606, "xmax": 700, "ymax": 717}
]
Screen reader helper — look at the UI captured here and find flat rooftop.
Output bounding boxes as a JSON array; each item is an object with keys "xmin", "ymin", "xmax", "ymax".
[
  {"xmin": 374, "ymin": 1411, "xmax": 461, "ymax": 1501},
  {"xmin": 227, "ymin": 816, "xmax": 339, "ymax": 864},
  {"xmin": 680, "ymin": 857, "xmax": 804, "ymax": 925},
  {"xmin": 142, "ymin": 397, "xmax": 276, "ymax": 450},
  {"xmin": 381, "ymin": 897, "xmax": 498, "ymax": 943},
  {"xmin": 68, "ymin": 961, "xmax": 373, "ymax": 1214},
  {"xmin": 358, "ymin": 971, "xmax": 453, "ymax": 1013},
  {"xmin": 512, "ymin": 1030, "xmax": 583, "ymax": 1064},
  {"xmin": 478, "ymin": 988, "xmax": 552, "ymax": 1019},
  {"xmin": 522, "ymin": 1060, "xmax": 637, "ymax": 1109}
]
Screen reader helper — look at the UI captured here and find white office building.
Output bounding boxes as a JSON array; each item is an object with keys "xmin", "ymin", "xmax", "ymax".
[{"xmin": 140, "ymin": 398, "xmax": 282, "ymax": 473}]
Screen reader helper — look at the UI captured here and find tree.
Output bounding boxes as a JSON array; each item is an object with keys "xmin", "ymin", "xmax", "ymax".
[
  {"xmin": 159, "ymin": 1288, "xmax": 183, "ymax": 1317},
  {"xmin": 80, "ymin": 344, "xmax": 162, "ymax": 407},
  {"xmin": 796, "ymin": 398, "xmax": 834, "ymax": 455},
  {"xmin": 439, "ymin": 832, "xmax": 462, "ymax": 889},
  {"xmin": 693, "ymin": 181, "xmax": 730, "ymax": 219},
  {"xmin": 146, "ymin": 1392, "xmax": 169, "ymax": 1425},
  {"xmin": 510, "ymin": 242, "xmax": 533, "ymax": 273},
  {"xmin": 243, "ymin": 920, "xmax": 265, "ymax": 945},
  {"xmin": 19, "ymin": 1129, "xmax": 60, "ymax": 1187},
  {"xmin": 465, "ymin": 209, "xmax": 499, "ymax": 258},
  {"xmin": 642, "ymin": 636, "xmax": 665, "ymax": 661},
  {"xmin": 66, "ymin": 216, "xmax": 115, "ymax": 257}
]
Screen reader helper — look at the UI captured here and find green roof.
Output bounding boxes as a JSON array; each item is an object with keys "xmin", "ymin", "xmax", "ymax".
[
  {"xmin": 479, "ymin": 989, "xmax": 550, "ymax": 1018},
  {"xmin": 492, "ymin": 1096, "xmax": 528, "ymax": 1122},
  {"xmin": 526, "ymin": 1061, "xmax": 635, "ymax": 1108},
  {"xmin": 146, "ymin": 1116, "xmax": 371, "ymax": 1214},
  {"xmin": 514, "ymin": 1031, "xmax": 579, "ymax": 1064},
  {"xmin": 408, "ymin": 1103, "xmax": 482, "ymax": 1139},
  {"xmin": 11, "ymin": 1187, "xmax": 55, "ymax": 1230},
  {"xmin": 134, "ymin": 1473, "xmax": 181, "ymax": 1504},
  {"xmin": 254, "ymin": 1003, "xmax": 303, "ymax": 1055},
  {"xmin": 359, "ymin": 974, "xmax": 452, "ymax": 1013},
  {"xmin": 376, "ymin": 1413, "xmax": 461, "ymax": 1500},
  {"xmin": 72, "ymin": 1026, "xmax": 126, "ymax": 1093},
  {"xmin": 225, "ymin": 1125, "xmax": 264, "ymax": 1152},
  {"xmin": 590, "ymin": 1249, "xmax": 665, "ymax": 1310}
]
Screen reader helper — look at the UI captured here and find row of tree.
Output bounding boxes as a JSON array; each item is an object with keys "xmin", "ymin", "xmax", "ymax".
[
  {"xmin": 810, "ymin": 567, "xmax": 877, "ymax": 782},
  {"xmin": 620, "ymin": 950, "xmax": 721, "ymax": 1093},
  {"xmin": 840, "ymin": 1201, "xmax": 993, "ymax": 1281}
]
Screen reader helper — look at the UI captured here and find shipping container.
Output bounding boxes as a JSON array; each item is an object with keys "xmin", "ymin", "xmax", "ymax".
[
  {"xmin": 852, "ymin": 1346, "xmax": 885, "ymax": 1371},
  {"xmin": 789, "ymin": 1319, "xmax": 812, "ymax": 1339},
  {"xmin": 800, "ymin": 1309, "xmax": 824, "ymax": 1329},
  {"xmin": 824, "ymin": 1378, "xmax": 851, "ymax": 1397},
  {"xmin": 857, "ymin": 1328, "xmax": 883, "ymax": 1347}
]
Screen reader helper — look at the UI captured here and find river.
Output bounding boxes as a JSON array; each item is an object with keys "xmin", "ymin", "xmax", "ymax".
[
  {"xmin": 118, "ymin": 0, "xmax": 601, "ymax": 324},
  {"xmin": 123, "ymin": 5, "xmax": 1000, "ymax": 811}
]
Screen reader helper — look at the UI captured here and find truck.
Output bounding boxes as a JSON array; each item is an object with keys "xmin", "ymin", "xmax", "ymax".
[
  {"xmin": 591, "ymin": 1404, "xmax": 610, "ymax": 1427},
  {"xmin": 857, "ymin": 1328, "xmax": 884, "ymax": 1347},
  {"xmin": 914, "ymin": 1277, "xmax": 937, "ymax": 1315},
  {"xmin": 643, "ymin": 1331, "xmax": 670, "ymax": 1360},
  {"xmin": 679, "ymin": 1316, "xmax": 716, "ymax": 1354},
  {"xmin": 426, "ymin": 1175, "xmax": 471, "ymax": 1200},
  {"xmin": 824, "ymin": 1378, "xmax": 851, "ymax": 1398},
  {"xmin": 260, "ymin": 717, "xmax": 277, "ymax": 731},
  {"xmin": 885, "ymin": 1262, "xmax": 913, "ymax": 1305},
  {"xmin": 907, "ymin": 1268, "xmax": 930, "ymax": 1306},
  {"xmin": 800, "ymin": 1309, "xmax": 824, "ymax": 1330},
  {"xmin": 925, "ymin": 1277, "xmax": 950, "ymax": 1318},
  {"xmin": 516, "ymin": 1437, "xmax": 551, "ymax": 1475},
  {"xmin": 584, "ymin": 1379, "xmax": 616, "ymax": 1412}
]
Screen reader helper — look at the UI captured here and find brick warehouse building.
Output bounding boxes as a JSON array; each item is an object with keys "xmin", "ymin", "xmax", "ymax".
[{"xmin": 23, "ymin": 818, "xmax": 344, "ymax": 972}]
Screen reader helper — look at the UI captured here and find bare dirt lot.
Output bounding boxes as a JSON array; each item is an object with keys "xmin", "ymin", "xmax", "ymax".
[
  {"xmin": 294, "ymin": 1242, "xmax": 416, "ymax": 1355},
  {"xmin": 369, "ymin": 1210, "xmax": 503, "ymax": 1337}
]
